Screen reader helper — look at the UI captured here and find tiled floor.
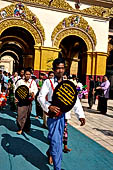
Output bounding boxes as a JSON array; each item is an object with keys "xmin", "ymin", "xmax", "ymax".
[{"xmin": 69, "ymin": 99, "xmax": 113, "ymax": 153}]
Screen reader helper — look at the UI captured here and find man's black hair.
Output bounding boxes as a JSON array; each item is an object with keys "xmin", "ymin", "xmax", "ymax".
[
  {"xmin": 39, "ymin": 72, "xmax": 45, "ymax": 76},
  {"xmin": 89, "ymin": 75, "xmax": 92, "ymax": 79},
  {"xmin": 72, "ymin": 74, "xmax": 76, "ymax": 79},
  {"xmin": 97, "ymin": 76, "xmax": 100, "ymax": 79},
  {"xmin": 48, "ymin": 71, "xmax": 54, "ymax": 77},
  {"xmin": 1, "ymin": 86, "xmax": 6, "ymax": 91},
  {"xmin": 8, "ymin": 79, "xmax": 13, "ymax": 84},
  {"xmin": 24, "ymin": 68, "xmax": 32, "ymax": 74},
  {"xmin": 52, "ymin": 57, "xmax": 65, "ymax": 70}
]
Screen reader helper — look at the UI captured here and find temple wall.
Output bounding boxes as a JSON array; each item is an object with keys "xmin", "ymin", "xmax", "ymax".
[
  {"xmin": 0, "ymin": 1, "xmax": 109, "ymax": 53},
  {"xmin": 0, "ymin": 0, "xmax": 110, "ymax": 79}
]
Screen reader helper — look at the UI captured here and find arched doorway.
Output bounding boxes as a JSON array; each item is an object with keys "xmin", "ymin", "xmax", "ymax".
[
  {"xmin": 51, "ymin": 14, "xmax": 96, "ymax": 85},
  {"xmin": 59, "ymin": 35, "xmax": 87, "ymax": 82},
  {"xmin": 0, "ymin": 26, "xmax": 35, "ymax": 72},
  {"xmin": 0, "ymin": 3, "xmax": 45, "ymax": 74}
]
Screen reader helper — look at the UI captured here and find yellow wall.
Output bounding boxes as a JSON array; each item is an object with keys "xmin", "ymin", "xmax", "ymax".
[
  {"xmin": 86, "ymin": 52, "xmax": 107, "ymax": 76},
  {"xmin": 34, "ymin": 48, "xmax": 107, "ymax": 76},
  {"xmin": 95, "ymin": 52, "xmax": 107, "ymax": 76},
  {"xmin": 34, "ymin": 46, "xmax": 60, "ymax": 71}
]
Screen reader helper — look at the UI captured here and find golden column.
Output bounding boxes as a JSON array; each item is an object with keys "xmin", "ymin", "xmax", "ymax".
[
  {"xmin": 95, "ymin": 52, "xmax": 108, "ymax": 76},
  {"xmin": 34, "ymin": 45, "xmax": 60, "ymax": 77},
  {"xmin": 86, "ymin": 52, "xmax": 108, "ymax": 76},
  {"xmin": 34, "ymin": 45, "xmax": 41, "ymax": 71}
]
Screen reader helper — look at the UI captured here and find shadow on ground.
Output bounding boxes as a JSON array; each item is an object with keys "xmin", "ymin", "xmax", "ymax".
[
  {"xmin": 93, "ymin": 128, "xmax": 113, "ymax": 136},
  {"xmin": 0, "ymin": 117, "xmax": 18, "ymax": 132},
  {"xmin": 1, "ymin": 134, "xmax": 49, "ymax": 170},
  {"xmin": 0, "ymin": 104, "xmax": 17, "ymax": 119},
  {"xmin": 83, "ymin": 106, "xmax": 113, "ymax": 118},
  {"xmin": 0, "ymin": 117, "xmax": 49, "ymax": 144},
  {"xmin": 107, "ymin": 106, "xmax": 113, "ymax": 111},
  {"xmin": 83, "ymin": 106, "xmax": 100, "ymax": 114}
]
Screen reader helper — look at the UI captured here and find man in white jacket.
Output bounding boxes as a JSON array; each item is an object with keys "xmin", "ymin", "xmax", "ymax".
[{"xmin": 38, "ymin": 57, "xmax": 85, "ymax": 170}]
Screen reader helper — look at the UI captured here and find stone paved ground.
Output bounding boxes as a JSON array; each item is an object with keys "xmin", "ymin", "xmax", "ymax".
[{"xmin": 69, "ymin": 99, "xmax": 113, "ymax": 153}]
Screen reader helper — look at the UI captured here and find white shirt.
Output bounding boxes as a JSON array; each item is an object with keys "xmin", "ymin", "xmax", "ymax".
[
  {"xmin": 38, "ymin": 78, "xmax": 85, "ymax": 119},
  {"xmin": 15, "ymin": 78, "xmax": 38, "ymax": 95},
  {"xmin": 77, "ymin": 82, "xmax": 83, "ymax": 90},
  {"xmin": 65, "ymin": 111, "xmax": 71, "ymax": 120}
]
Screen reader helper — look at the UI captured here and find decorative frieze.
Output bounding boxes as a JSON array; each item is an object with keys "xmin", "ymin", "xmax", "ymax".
[
  {"xmin": 2, "ymin": 0, "xmax": 113, "ymax": 19},
  {"xmin": 0, "ymin": 18, "xmax": 43, "ymax": 45},
  {"xmin": 0, "ymin": 2, "xmax": 45, "ymax": 42},
  {"xmin": 15, "ymin": 0, "xmax": 74, "ymax": 11},
  {"xmin": 81, "ymin": 6, "xmax": 110, "ymax": 18}
]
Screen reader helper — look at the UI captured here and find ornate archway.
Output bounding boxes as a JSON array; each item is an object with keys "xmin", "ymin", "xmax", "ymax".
[
  {"xmin": 0, "ymin": 3, "xmax": 45, "ymax": 45},
  {"xmin": 52, "ymin": 14, "xmax": 96, "ymax": 52},
  {"xmin": 0, "ymin": 2, "xmax": 45, "ymax": 71},
  {"xmin": 51, "ymin": 14, "xmax": 97, "ymax": 81},
  {"xmin": 0, "ymin": 18, "xmax": 44, "ymax": 45}
]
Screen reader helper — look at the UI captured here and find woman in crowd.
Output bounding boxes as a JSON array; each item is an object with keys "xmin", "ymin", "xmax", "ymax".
[{"xmin": 96, "ymin": 75, "xmax": 110, "ymax": 114}]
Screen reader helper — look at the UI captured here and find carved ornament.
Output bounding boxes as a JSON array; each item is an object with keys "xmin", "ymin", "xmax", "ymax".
[
  {"xmin": 0, "ymin": 3, "xmax": 45, "ymax": 44},
  {"xmin": 0, "ymin": 18, "xmax": 43, "ymax": 45},
  {"xmin": 1, "ymin": 1, "xmax": 113, "ymax": 18},
  {"xmin": 81, "ymin": 6, "xmax": 110, "ymax": 18},
  {"xmin": 14, "ymin": 0, "xmax": 74, "ymax": 11},
  {"xmin": 107, "ymin": 38, "xmax": 113, "ymax": 55},
  {"xmin": 52, "ymin": 15, "xmax": 96, "ymax": 51},
  {"xmin": 110, "ymin": 7, "xmax": 113, "ymax": 16},
  {"xmin": 53, "ymin": 28, "xmax": 94, "ymax": 52}
]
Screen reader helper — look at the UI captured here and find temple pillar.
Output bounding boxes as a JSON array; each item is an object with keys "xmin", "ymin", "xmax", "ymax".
[
  {"xmin": 34, "ymin": 45, "xmax": 60, "ymax": 77},
  {"xmin": 95, "ymin": 52, "xmax": 108, "ymax": 76},
  {"xmin": 86, "ymin": 52, "xmax": 108, "ymax": 90}
]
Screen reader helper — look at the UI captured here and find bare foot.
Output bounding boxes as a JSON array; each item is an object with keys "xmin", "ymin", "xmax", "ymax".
[
  {"xmin": 63, "ymin": 146, "xmax": 72, "ymax": 153},
  {"xmin": 42, "ymin": 124, "xmax": 48, "ymax": 129},
  {"xmin": 35, "ymin": 116, "xmax": 38, "ymax": 119},
  {"xmin": 46, "ymin": 151, "xmax": 53, "ymax": 165},
  {"xmin": 17, "ymin": 130, "xmax": 22, "ymax": 135}
]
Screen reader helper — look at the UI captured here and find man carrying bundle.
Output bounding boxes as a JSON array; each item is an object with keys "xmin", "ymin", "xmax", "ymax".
[
  {"xmin": 15, "ymin": 68, "xmax": 38, "ymax": 135},
  {"xmin": 38, "ymin": 57, "xmax": 85, "ymax": 170}
]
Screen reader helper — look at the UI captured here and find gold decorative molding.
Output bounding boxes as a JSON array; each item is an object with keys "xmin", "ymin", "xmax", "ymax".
[
  {"xmin": 52, "ymin": 15, "xmax": 96, "ymax": 51},
  {"xmin": 0, "ymin": 2, "xmax": 45, "ymax": 43},
  {"xmin": 81, "ymin": 6, "xmax": 110, "ymax": 18},
  {"xmin": 53, "ymin": 28, "xmax": 94, "ymax": 52},
  {"xmin": 1, "ymin": 1, "xmax": 113, "ymax": 18},
  {"xmin": 0, "ymin": 18, "xmax": 43, "ymax": 45},
  {"xmin": 14, "ymin": 0, "xmax": 74, "ymax": 11},
  {"xmin": 47, "ymin": 0, "xmax": 73, "ymax": 10},
  {"xmin": 107, "ymin": 38, "xmax": 113, "ymax": 55},
  {"xmin": 110, "ymin": 7, "xmax": 113, "ymax": 16}
]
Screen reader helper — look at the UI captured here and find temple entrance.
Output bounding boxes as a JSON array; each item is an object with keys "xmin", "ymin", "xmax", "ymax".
[
  {"xmin": 0, "ymin": 26, "xmax": 35, "ymax": 73},
  {"xmin": 59, "ymin": 35, "xmax": 87, "ymax": 82}
]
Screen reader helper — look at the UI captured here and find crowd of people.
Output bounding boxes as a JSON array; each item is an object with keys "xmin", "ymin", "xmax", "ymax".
[{"xmin": 0, "ymin": 57, "xmax": 111, "ymax": 170}]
